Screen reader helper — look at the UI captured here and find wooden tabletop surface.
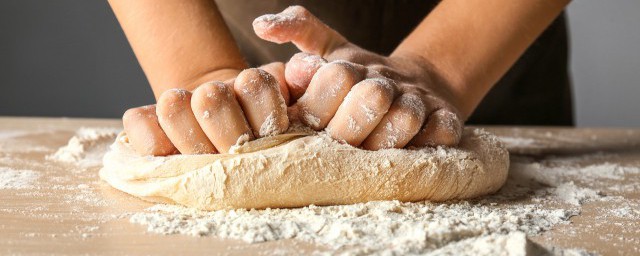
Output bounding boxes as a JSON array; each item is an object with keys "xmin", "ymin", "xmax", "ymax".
[{"xmin": 1, "ymin": 117, "xmax": 639, "ymax": 255}]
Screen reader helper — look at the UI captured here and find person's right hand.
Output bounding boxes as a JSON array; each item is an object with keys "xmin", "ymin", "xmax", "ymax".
[
  {"xmin": 122, "ymin": 63, "xmax": 291, "ymax": 156},
  {"xmin": 253, "ymin": 6, "xmax": 464, "ymax": 151}
]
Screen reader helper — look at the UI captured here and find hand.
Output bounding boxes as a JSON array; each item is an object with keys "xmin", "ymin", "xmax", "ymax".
[
  {"xmin": 253, "ymin": 6, "xmax": 464, "ymax": 150},
  {"xmin": 122, "ymin": 63, "xmax": 291, "ymax": 156}
]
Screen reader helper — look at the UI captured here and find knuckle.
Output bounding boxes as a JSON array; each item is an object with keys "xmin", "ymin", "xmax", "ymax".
[
  {"xmin": 420, "ymin": 109, "xmax": 462, "ymax": 147},
  {"xmin": 158, "ymin": 88, "xmax": 189, "ymax": 105},
  {"xmin": 366, "ymin": 64, "xmax": 395, "ymax": 78},
  {"xmin": 123, "ymin": 105, "xmax": 155, "ymax": 123},
  {"xmin": 235, "ymin": 68, "xmax": 277, "ymax": 94},
  {"xmin": 391, "ymin": 94, "xmax": 427, "ymax": 133},
  {"xmin": 295, "ymin": 54, "xmax": 326, "ymax": 71},
  {"xmin": 317, "ymin": 61, "xmax": 355, "ymax": 78},
  {"xmin": 359, "ymin": 78, "xmax": 396, "ymax": 104},
  {"xmin": 192, "ymin": 82, "xmax": 231, "ymax": 108},
  {"xmin": 397, "ymin": 93, "xmax": 426, "ymax": 118}
]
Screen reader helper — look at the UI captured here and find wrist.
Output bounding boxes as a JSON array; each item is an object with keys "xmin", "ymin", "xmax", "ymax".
[
  {"xmin": 151, "ymin": 68, "xmax": 244, "ymax": 100},
  {"xmin": 390, "ymin": 51, "xmax": 476, "ymax": 120},
  {"xmin": 192, "ymin": 68, "xmax": 243, "ymax": 87}
]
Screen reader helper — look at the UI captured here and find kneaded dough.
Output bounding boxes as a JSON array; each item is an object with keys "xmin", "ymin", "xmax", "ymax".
[{"xmin": 100, "ymin": 128, "xmax": 509, "ymax": 210}]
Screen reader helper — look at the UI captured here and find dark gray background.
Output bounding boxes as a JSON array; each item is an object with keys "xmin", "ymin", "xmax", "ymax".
[
  {"xmin": 0, "ymin": 0, "xmax": 153, "ymax": 118},
  {"xmin": 1, "ymin": 0, "xmax": 638, "ymax": 126}
]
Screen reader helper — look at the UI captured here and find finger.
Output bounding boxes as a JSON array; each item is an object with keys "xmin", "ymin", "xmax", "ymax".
[
  {"xmin": 259, "ymin": 62, "xmax": 291, "ymax": 105},
  {"xmin": 294, "ymin": 61, "xmax": 365, "ymax": 130},
  {"xmin": 122, "ymin": 105, "xmax": 178, "ymax": 156},
  {"xmin": 285, "ymin": 52, "xmax": 327, "ymax": 100},
  {"xmin": 409, "ymin": 107, "xmax": 463, "ymax": 147},
  {"xmin": 156, "ymin": 89, "xmax": 217, "ymax": 154},
  {"xmin": 252, "ymin": 5, "xmax": 348, "ymax": 56},
  {"xmin": 192, "ymin": 81, "xmax": 254, "ymax": 153},
  {"xmin": 361, "ymin": 93, "xmax": 427, "ymax": 150},
  {"xmin": 234, "ymin": 68, "xmax": 289, "ymax": 138},
  {"xmin": 326, "ymin": 78, "xmax": 397, "ymax": 146}
]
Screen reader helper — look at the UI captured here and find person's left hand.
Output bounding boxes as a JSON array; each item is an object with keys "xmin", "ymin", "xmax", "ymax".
[{"xmin": 253, "ymin": 6, "xmax": 464, "ymax": 150}]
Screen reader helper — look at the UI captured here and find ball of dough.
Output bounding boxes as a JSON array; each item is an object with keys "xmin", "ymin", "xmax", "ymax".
[{"xmin": 100, "ymin": 128, "xmax": 509, "ymax": 210}]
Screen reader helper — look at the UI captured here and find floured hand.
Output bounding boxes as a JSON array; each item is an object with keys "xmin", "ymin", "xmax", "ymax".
[
  {"xmin": 121, "ymin": 64, "xmax": 290, "ymax": 156},
  {"xmin": 122, "ymin": 5, "xmax": 465, "ymax": 156},
  {"xmin": 253, "ymin": 6, "xmax": 464, "ymax": 150}
]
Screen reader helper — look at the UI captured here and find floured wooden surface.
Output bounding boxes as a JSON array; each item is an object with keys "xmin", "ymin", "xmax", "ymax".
[{"xmin": 1, "ymin": 117, "xmax": 639, "ymax": 255}]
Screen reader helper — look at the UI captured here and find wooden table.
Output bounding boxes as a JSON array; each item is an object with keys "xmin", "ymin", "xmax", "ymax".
[{"xmin": 1, "ymin": 117, "xmax": 639, "ymax": 255}]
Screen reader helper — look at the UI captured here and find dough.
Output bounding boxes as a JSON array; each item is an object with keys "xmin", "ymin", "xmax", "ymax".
[{"xmin": 100, "ymin": 128, "xmax": 509, "ymax": 210}]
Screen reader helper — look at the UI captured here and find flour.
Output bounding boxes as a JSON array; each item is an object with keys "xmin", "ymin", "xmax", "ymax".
[
  {"xmin": 302, "ymin": 111, "xmax": 321, "ymax": 128},
  {"xmin": 259, "ymin": 112, "xmax": 278, "ymax": 137},
  {"xmin": 131, "ymin": 201, "xmax": 570, "ymax": 254},
  {"xmin": 122, "ymin": 148, "xmax": 639, "ymax": 255},
  {"xmin": 126, "ymin": 151, "xmax": 616, "ymax": 255},
  {"xmin": 509, "ymin": 160, "xmax": 640, "ymax": 196},
  {"xmin": 17, "ymin": 124, "xmax": 630, "ymax": 254},
  {"xmin": 551, "ymin": 182, "xmax": 601, "ymax": 206},
  {"xmin": 498, "ymin": 136, "xmax": 538, "ymax": 148},
  {"xmin": 32, "ymin": 125, "xmax": 637, "ymax": 254},
  {"xmin": 130, "ymin": 200, "xmax": 570, "ymax": 255},
  {"xmin": 0, "ymin": 167, "xmax": 40, "ymax": 189},
  {"xmin": 47, "ymin": 127, "xmax": 120, "ymax": 167}
]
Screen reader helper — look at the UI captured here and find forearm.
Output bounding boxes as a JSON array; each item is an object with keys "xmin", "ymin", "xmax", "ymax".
[
  {"xmin": 393, "ymin": 0, "xmax": 570, "ymax": 118},
  {"xmin": 108, "ymin": 0, "xmax": 247, "ymax": 99}
]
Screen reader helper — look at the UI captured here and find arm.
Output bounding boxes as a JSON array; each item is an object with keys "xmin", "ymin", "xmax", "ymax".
[
  {"xmin": 110, "ymin": 0, "xmax": 291, "ymax": 156},
  {"xmin": 393, "ymin": 0, "xmax": 571, "ymax": 118},
  {"xmin": 253, "ymin": 3, "xmax": 569, "ymax": 148},
  {"xmin": 108, "ymin": 0, "xmax": 247, "ymax": 98}
]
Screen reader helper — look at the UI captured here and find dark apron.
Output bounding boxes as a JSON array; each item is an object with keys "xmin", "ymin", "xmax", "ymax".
[{"xmin": 215, "ymin": 0, "xmax": 574, "ymax": 126}]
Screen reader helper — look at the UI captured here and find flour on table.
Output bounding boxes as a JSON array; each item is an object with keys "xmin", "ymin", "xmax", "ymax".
[
  {"xmin": 549, "ymin": 182, "xmax": 601, "ymax": 206},
  {"xmin": 0, "ymin": 167, "xmax": 40, "ymax": 189},
  {"xmin": 127, "ymin": 152, "xmax": 630, "ymax": 255},
  {"xmin": 498, "ymin": 136, "xmax": 538, "ymax": 148},
  {"xmin": 35, "ymin": 125, "xmax": 638, "ymax": 254},
  {"xmin": 47, "ymin": 127, "xmax": 120, "ymax": 167},
  {"xmin": 21, "ymin": 125, "xmax": 633, "ymax": 254}
]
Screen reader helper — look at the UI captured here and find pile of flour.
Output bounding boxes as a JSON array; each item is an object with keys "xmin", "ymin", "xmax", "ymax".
[
  {"xmin": 130, "ymin": 200, "xmax": 573, "ymax": 255},
  {"xmin": 47, "ymin": 127, "xmax": 119, "ymax": 167}
]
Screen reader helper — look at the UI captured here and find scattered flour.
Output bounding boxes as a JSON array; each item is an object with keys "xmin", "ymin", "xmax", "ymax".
[
  {"xmin": 121, "ymin": 147, "xmax": 640, "ymax": 255},
  {"xmin": 0, "ymin": 131, "xmax": 31, "ymax": 140},
  {"xmin": 33, "ymin": 124, "xmax": 638, "ymax": 254},
  {"xmin": 47, "ymin": 127, "xmax": 120, "ymax": 167},
  {"xmin": 0, "ymin": 167, "xmax": 40, "ymax": 189},
  {"xmin": 551, "ymin": 182, "xmax": 601, "ymax": 206},
  {"xmin": 130, "ymin": 201, "xmax": 573, "ymax": 255},
  {"xmin": 498, "ymin": 137, "xmax": 538, "ymax": 148},
  {"xmin": 428, "ymin": 232, "xmax": 535, "ymax": 256},
  {"xmin": 127, "ymin": 151, "xmax": 617, "ymax": 255},
  {"xmin": 510, "ymin": 160, "xmax": 640, "ymax": 193}
]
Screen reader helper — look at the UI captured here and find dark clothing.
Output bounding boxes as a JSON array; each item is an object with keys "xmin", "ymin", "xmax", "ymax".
[{"xmin": 215, "ymin": 0, "xmax": 574, "ymax": 126}]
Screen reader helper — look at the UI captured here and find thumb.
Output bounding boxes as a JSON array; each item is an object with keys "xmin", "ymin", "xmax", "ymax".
[{"xmin": 253, "ymin": 6, "xmax": 348, "ymax": 57}]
